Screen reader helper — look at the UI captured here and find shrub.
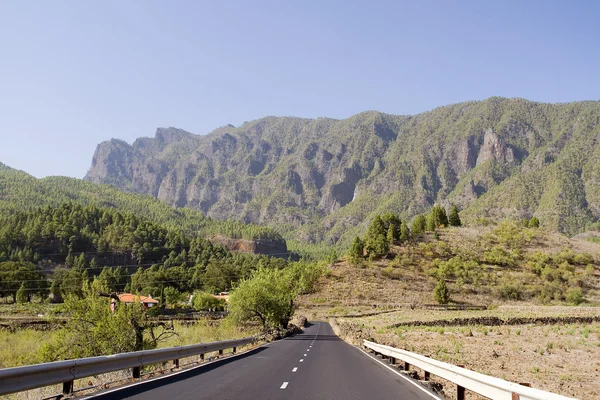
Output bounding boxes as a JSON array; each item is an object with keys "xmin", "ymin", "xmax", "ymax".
[
  {"xmin": 496, "ymin": 282, "xmax": 524, "ymax": 300},
  {"xmin": 192, "ymin": 292, "xmax": 225, "ymax": 311},
  {"xmin": 566, "ymin": 288, "xmax": 584, "ymax": 305}
]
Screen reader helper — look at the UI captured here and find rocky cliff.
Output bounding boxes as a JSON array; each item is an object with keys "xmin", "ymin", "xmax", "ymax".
[{"xmin": 85, "ymin": 97, "xmax": 600, "ymax": 243}]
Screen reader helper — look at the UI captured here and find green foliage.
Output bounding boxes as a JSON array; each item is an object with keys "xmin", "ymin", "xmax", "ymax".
[
  {"xmin": 348, "ymin": 236, "xmax": 364, "ymax": 264},
  {"xmin": 228, "ymin": 267, "xmax": 295, "ymax": 329},
  {"xmin": 0, "ymin": 261, "xmax": 48, "ymax": 303},
  {"xmin": 163, "ymin": 286, "xmax": 185, "ymax": 308},
  {"xmin": 448, "ymin": 204, "xmax": 462, "ymax": 227},
  {"xmin": 434, "ymin": 279, "xmax": 450, "ymax": 304},
  {"xmin": 16, "ymin": 283, "xmax": 28, "ymax": 304},
  {"xmin": 228, "ymin": 261, "xmax": 323, "ymax": 329},
  {"xmin": 400, "ymin": 221, "xmax": 410, "ymax": 242},
  {"xmin": 364, "ymin": 216, "xmax": 389, "ymax": 257},
  {"xmin": 39, "ymin": 281, "xmax": 175, "ymax": 361},
  {"xmin": 192, "ymin": 292, "xmax": 225, "ymax": 311},
  {"xmin": 411, "ymin": 215, "xmax": 426, "ymax": 236},
  {"xmin": 566, "ymin": 287, "xmax": 584, "ymax": 305},
  {"xmin": 529, "ymin": 217, "xmax": 540, "ymax": 228}
]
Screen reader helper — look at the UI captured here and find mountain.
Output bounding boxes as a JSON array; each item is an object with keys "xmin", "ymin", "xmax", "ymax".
[
  {"xmin": 85, "ymin": 97, "xmax": 600, "ymax": 244},
  {"xmin": 0, "ymin": 164, "xmax": 286, "ymax": 254}
]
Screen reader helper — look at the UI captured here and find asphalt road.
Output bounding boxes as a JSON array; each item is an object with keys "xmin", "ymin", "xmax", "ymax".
[{"xmin": 92, "ymin": 322, "xmax": 440, "ymax": 400}]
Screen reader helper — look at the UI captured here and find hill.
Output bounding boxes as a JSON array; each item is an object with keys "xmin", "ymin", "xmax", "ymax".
[
  {"xmin": 298, "ymin": 222, "xmax": 600, "ymax": 311},
  {"xmin": 0, "ymin": 163, "xmax": 286, "ymax": 254},
  {"xmin": 85, "ymin": 98, "xmax": 600, "ymax": 245}
]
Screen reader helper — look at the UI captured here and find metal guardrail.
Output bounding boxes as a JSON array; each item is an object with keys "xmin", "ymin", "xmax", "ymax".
[
  {"xmin": 0, "ymin": 336, "xmax": 255, "ymax": 397},
  {"xmin": 364, "ymin": 340, "xmax": 576, "ymax": 400}
]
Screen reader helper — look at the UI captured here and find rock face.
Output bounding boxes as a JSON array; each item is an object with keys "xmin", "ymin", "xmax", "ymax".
[
  {"xmin": 85, "ymin": 98, "xmax": 600, "ymax": 239},
  {"xmin": 209, "ymin": 235, "xmax": 288, "ymax": 256}
]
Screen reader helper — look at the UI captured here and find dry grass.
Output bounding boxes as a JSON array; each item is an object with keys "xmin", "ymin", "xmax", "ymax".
[{"xmin": 0, "ymin": 319, "xmax": 259, "ymax": 400}]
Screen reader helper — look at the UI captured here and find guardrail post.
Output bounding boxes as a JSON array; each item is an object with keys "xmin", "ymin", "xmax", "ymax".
[
  {"xmin": 390, "ymin": 357, "xmax": 396, "ymax": 365},
  {"xmin": 173, "ymin": 359, "xmax": 179, "ymax": 368},
  {"xmin": 456, "ymin": 364, "xmax": 465, "ymax": 400},
  {"xmin": 404, "ymin": 361, "xmax": 410, "ymax": 371},
  {"xmin": 424, "ymin": 371, "xmax": 430, "ymax": 381},
  {"xmin": 218, "ymin": 349, "xmax": 223, "ymax": 356},
  {"xmin": 457, "ymin": 385, "xmax": 465, "ymax": 400},
  {"xmin": 200, "ymin": 353, "xmax": 205, "ymax": 361},
  {"xmin": 132, "ymin": 366, "xmax": 141, "ymax": 379},
  {"xmin": 62, "ymin": 380, "xmax": 74, "ymax": 395},
  {"xmin": 233, "ymin": 346, "xmax": 237, "ymax": 354}
]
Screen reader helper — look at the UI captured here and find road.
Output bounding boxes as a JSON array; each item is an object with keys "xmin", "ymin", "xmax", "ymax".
[{"xmin": 92, "ymin": 322, "xmax": 440, "ymax": 400}]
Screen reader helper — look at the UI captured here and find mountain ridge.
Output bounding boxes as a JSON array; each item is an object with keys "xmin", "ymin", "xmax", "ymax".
[{"xmin": 84, "ymin": 97, "xmax": 600, "ymax": 243}]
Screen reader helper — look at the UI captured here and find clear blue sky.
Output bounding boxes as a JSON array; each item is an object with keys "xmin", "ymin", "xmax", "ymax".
[{"xmin": 1, "ymin": 0, "xmax": 599, "ymax": 178}]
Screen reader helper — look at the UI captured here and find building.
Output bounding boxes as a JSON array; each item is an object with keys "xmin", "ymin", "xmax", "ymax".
[{"xmin": 115, "ymin": 293, "xmax": 159, "ymax": 309}]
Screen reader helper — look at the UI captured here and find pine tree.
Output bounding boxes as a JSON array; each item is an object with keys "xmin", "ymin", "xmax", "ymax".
[
  {"xmin": 426, "ymin": 213, "xmax": 436, "ymax": 231},
  {"xmin": 349, "ymin": 237, "xmax": 365, "ymax": 264},
  {"xmin": 448, "ymin": 204, "xmax": 462, "ymax": 227},
  {"xmin": 412, "ymin": 215, "xmax": 426, "ymax": 236},
  {"xmin": 387, "ymin": 224, "xmax": 396, "ymax": 244},
  {"xmin": 434, "ymin": 279, "xmax": 449, "ymax": 304},
  {"xmin": 365, "ymin": 216, "xmax": 389, "ymax": 257},
  {"xmin": 400, "ymin": 221, "xmax": 410, "ymax": 242}
]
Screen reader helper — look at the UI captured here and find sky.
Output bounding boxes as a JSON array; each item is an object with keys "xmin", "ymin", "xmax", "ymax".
[{"xmin": 0, "ymin": 0, "xmax": 599, "ymax": 178}]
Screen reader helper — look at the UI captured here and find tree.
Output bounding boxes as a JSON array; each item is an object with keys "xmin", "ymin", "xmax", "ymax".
[
  {"xmin": 448, "ymin": 204, "xmax": 462, "ymax": 227},
  {"xmin": 426, "ymin": 213, "xmax": 436, "ymax": 232},
  {"xmin": 163, "ymin": 286, "xmax": 184, "ymax": 308},
  {"xmin": 428, "ymin": 205, "xmax": 449, "ymax": 230},
  {"xmin": 39, "ymin": 280, "xmax": 175, "ymax": 361},
  {"xmin": 411, "ymin": 215, "xmax": 426, "ymax": 236},
  {"xmin": 364, "ymin": 216, "xmax": 389, "ymax": 257},
  {"xmin": 400, "ymin": 221, "xmax": 410, "ymax": 243},
  {"xmin": 16, "ymin": 283, "xmax": 28, "ymax": 303},
  {"xmin": 348, "ymin": 237, "xmax": 364, "ymax": 264},
  {"xmin": 434, "ymin": 279, "xmax": 450, "ymax": 304},
  {"xmin": 387, "ymin": 224, "xmax": 396, "ymax": 244},
  {"xmin": 228, "ymin": 267, "xmax": 295, "ymax": 330},
  {"xmin": 529, "ymin": 217, "xmax": 540, "ymax": 228}
]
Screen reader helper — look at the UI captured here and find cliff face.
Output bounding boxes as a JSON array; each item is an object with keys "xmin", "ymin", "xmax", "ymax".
[{"xmin": 85, "ymin": 98, "xmax": 600, "ymax": 241}]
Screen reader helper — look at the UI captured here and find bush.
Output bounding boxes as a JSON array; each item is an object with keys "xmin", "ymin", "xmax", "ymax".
[
  {"xmin": 566, "ymin": 288, "xmax": 584, "ymax": 305},
  {"xmin": 192, "ymin": 292, "xmax": 225, "ymax": 311},
  {"xmin": 496, "ymin": 282, "xmax": 524, "ymax": 300}
]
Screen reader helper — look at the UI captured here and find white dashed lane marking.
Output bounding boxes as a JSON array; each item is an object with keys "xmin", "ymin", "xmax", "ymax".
[
  {"xmin": 280, "ymin": 382, "xmax": 289, "ymax": 389},
  {"xmin": 300, "ymin": 359, "xmax": 304, "ymax": 362},
  {"xmin": 292, "ymin": 367, "xmax": 298, "ymax": 372}
]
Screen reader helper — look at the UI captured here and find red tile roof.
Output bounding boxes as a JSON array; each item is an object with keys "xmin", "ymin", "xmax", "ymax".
[{"xmin": 117, "ymin": 293, "xmax": 159, "ymax": 304}]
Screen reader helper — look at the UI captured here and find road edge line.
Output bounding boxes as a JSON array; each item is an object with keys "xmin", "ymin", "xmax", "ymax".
[{"xmin": 357, "ymin": 347, "xmax": 443, "ymax": 400}]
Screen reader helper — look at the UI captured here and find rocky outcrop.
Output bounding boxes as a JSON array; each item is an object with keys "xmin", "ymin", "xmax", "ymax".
[{"xmin": 209, "ymin": 235, "xmax": 288, "ymax": 256}]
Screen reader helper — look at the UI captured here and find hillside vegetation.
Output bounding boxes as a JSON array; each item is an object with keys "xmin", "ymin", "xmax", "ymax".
[
  {"xmin": 0, "ymin": 202, "xmax": 287, "ymax": 302},
  {"xmin": 0, "ymin": 163, "xmax": 282, "ymax": 242},
  {"xmin": 299, "ymin": 222, "xmax": 600, "ymax": 311},
  {"xmin": 86, "ymin": 98, "xmax": 600, "ymax": 246}
]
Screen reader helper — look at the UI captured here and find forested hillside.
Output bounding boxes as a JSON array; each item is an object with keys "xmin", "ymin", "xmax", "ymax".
[
  {"xmin": 0, "ymin": 202, "xmax": 287, "ymax": 301},
  {"xmin": 0, "ymin": 163, "xmax": 283, "ymax": 242},
  {"xmin": 85, "ymin": 97, "xmax": 600, "ymax": 245}
]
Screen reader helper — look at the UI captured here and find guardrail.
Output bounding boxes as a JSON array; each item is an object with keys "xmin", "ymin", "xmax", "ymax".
[
  {"xmin": 0, "ymin": 336, "xmax": 255, "ymax": 397},
  {"xmin": 364, "ymin": 340, "xmax": 575, "ymax": 400}
]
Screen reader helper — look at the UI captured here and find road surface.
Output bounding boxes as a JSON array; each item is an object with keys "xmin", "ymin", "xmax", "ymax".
[{"xmin": 92, "ymin": 322, "xmax": 440, "ymax": 400}]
